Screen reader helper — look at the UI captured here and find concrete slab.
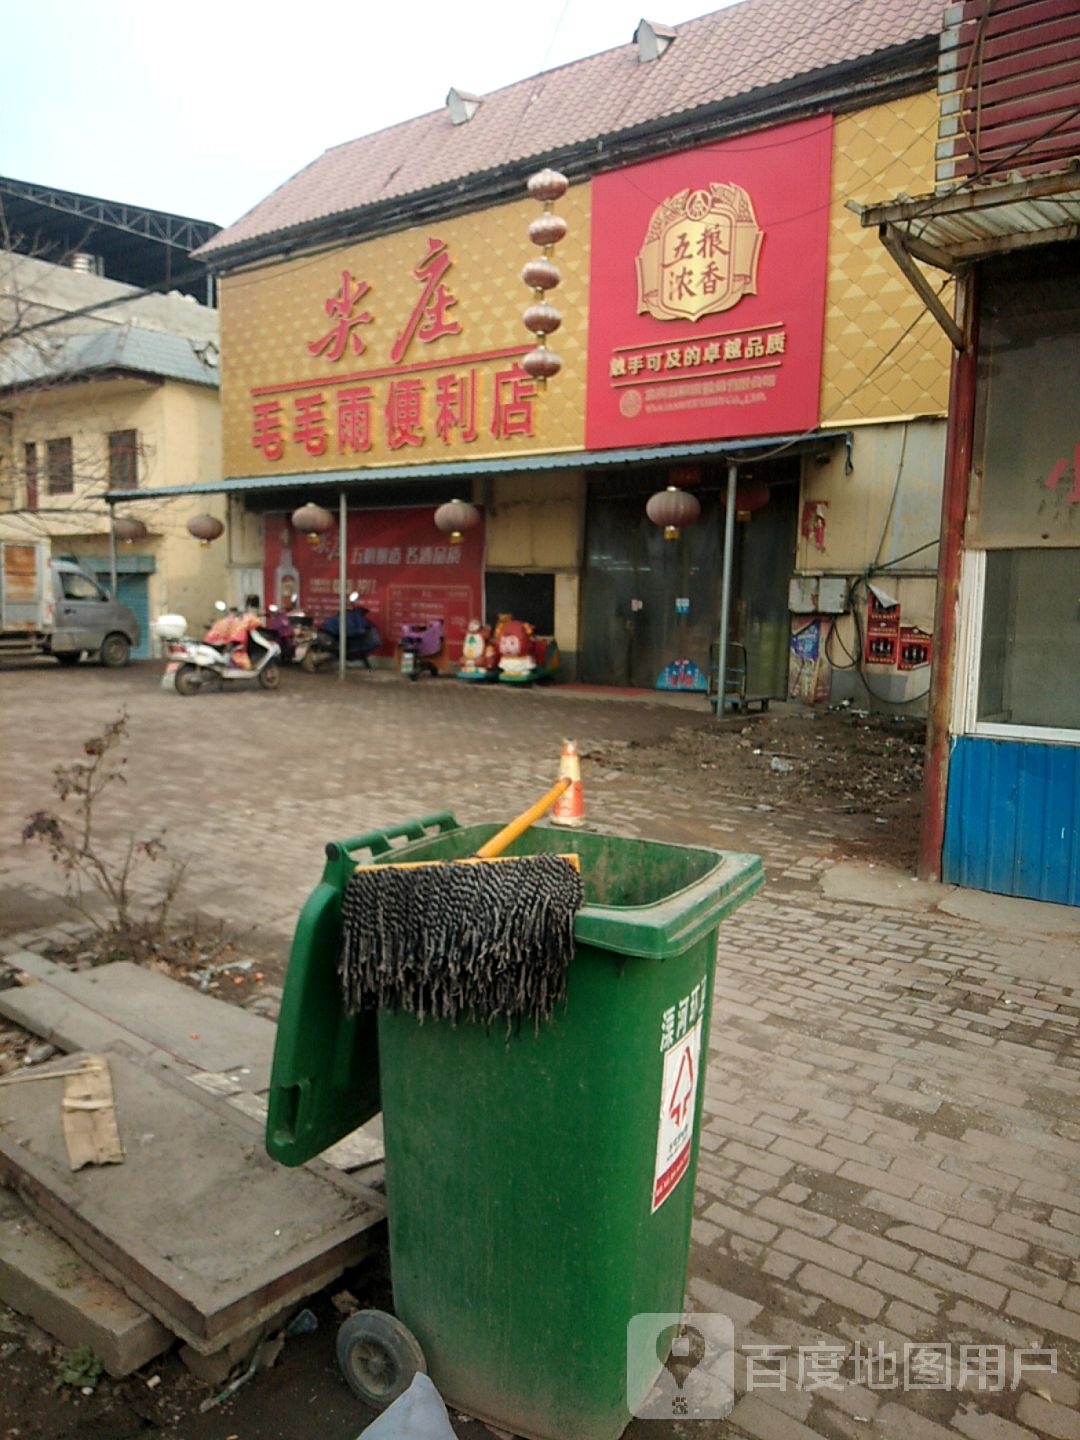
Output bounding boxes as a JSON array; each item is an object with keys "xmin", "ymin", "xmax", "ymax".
[
  {"xmin": 0, "ymin": 955, "xmax": 276, "ymax": 1090},
  {"xmin": 0, "ymin": 1046, "xmax": 385, "ymax": 1354},
  {"xmin": 820, "ymin": 861, "xmax": 937, "ymax": 912},
  {"xmin": 0, "ymin": 1187, "xmax": 172, "ymax": 1376},
  {"xmin": 936, "ymin": 885, "xmax": 1080, "ymax": 936}
]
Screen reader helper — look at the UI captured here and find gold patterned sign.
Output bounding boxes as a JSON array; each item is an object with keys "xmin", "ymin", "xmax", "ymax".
[
  {"xmin": 636, "ymin": 184, "xmax": 763, "ymax": 323},
  {"xmin": 219, "ymin": 188, "xmax": 589, "ymax": 478}
]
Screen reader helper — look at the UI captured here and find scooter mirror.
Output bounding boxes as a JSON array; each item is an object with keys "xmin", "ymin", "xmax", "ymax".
[{"xmin": 214, "ymin": 600, "xmax": 227, "ymax": 612}]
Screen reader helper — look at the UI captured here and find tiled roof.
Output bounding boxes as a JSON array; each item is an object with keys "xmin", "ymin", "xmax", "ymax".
[
  {"xmin": 0, "ymin": 326, "xmax": 220, "ymax": 391},
  {"xmin": 199, "ymin": 0, "xmax": 944, "ymax": 261}
]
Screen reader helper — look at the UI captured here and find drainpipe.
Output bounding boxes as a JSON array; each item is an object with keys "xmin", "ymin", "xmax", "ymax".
[
  {"xmin": 919, "ymin": 269, "xmax": 978, "ymax": 881},
  {"xmin": 107, "ymin": 503, "xmax": 118, "ymax": 596},
  {"xmin": 339, "ymin": 490, "xmax": 347, "ymax": 682},
  {"xmin": 714, "ymin": 459, "xmax": 738, "ymax": 715}
]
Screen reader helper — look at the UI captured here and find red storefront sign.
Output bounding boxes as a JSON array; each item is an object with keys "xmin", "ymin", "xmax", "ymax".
[
  {"xmin": 263, "ymin": 506, "xmax": 484, "ymax": 657},
  {"xmin": 585, "ymin": 117, "xmax": 833, "ymax": 449}
]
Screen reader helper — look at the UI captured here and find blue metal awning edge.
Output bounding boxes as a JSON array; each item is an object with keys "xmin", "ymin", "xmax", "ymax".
[{"xmin": 108, "ymin": 431, "xmax": 846, "ymax": 502}]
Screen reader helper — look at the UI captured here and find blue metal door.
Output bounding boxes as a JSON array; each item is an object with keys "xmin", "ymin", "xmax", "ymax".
[
  {"xmin": 116, "ymin": 574, "xmax": 150, "ymax": 658},
  {"xmin": 943, "ymin": 737, "xmax": 1080, "ymax": 906}
]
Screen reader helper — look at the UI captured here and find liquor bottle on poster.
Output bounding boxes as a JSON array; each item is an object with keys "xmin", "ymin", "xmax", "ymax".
[{"xmin": 275, "ymin": 531, "xmax": 300, "ymax": 608}]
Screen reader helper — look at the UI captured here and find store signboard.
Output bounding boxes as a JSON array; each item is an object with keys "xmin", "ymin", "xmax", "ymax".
[
  {"xmin": 221, "ymin": 190, "xmax": 589, "ymax": 478},
  {"xmin": 585, "ymin": 117, "xmax": 833, "ymax": 449},
  {"xmin": 263, "ymin": 507, "xmax": 484, "ymax": 658}
]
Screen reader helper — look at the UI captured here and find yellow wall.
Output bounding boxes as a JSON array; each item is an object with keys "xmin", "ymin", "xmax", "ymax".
[
  {"xmin": 220, "ymin": 186, "xmax": 590, "ymax": 478},
  {"xmin": 0, "ymin": 377, "xmax": 227, "ymax": 632},
  {"xmin": 822, "ymin": 92, "xmax": 953, "ymax": 424},
  {"xmin": 484, "ymin": 471, "xmax": 584, "ymax": 570}
]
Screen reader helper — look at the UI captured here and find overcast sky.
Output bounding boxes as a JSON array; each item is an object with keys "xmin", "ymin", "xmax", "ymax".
[{"xmin": 3, "ymin": 0, "xmax": 740, "ymax": 229}]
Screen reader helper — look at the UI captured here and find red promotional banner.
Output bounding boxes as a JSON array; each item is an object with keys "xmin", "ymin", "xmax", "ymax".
[
  {"xmin": 263, "ymin": 507, "xmax": 484, "ymax": 657},
  {"xmin": 586, "ymin": 117, "xmax": 833, "ymax": 449}
]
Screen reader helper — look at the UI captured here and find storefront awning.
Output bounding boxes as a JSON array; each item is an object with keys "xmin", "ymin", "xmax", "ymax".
[
  {"xmin": 108, "ymin": 429, "xmax": 849, "ymax": 503},
  {"xmin": 855, "ymin": 167, "xmax": 1080, "ymax": 351}
]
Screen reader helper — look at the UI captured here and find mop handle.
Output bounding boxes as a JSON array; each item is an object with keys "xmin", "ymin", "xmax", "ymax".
[{"xmin": 474, "ymin": 777, "xmax": 572, "ymax": 859}]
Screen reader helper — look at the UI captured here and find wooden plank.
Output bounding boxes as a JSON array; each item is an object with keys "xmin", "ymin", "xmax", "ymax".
[
  {"xmin": 62, "ymin": 1056, "xmax": 124, "ymax": 1170},
  {"xmin": 0, "ymin": 1046, "xmax": 385, "ymax": 1354}
]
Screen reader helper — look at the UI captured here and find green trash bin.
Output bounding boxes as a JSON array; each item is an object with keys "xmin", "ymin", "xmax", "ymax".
[{"xmin": 267, "ymin": 812, "xmax": 762, "ymax": 1440}]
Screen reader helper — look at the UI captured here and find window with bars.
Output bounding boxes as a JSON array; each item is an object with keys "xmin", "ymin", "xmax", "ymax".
[
  {"xmin": 46, "ymin": 437, "xmax": 73, "ymax": 495},
  {"xmin": 107, "ymin": 429, "xmax": 138, "ymax": 490},
  {"xmin": 24, "ymin": 443, "xmax": 38, "ymax": 510}
]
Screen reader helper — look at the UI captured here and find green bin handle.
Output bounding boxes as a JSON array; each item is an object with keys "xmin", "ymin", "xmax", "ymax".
[{"xmin": 322, "ymin": 812, "xmax": 460, "ymax": 887}]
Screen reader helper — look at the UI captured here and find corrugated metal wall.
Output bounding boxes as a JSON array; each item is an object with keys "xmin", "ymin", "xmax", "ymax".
[
  {"xmin": 938, "ymin": 0, "xmax": 1080, "ymax": 186},
  {"xmin": 943, "ymin": 736, "xmax": 1080, "ymax": 904}
]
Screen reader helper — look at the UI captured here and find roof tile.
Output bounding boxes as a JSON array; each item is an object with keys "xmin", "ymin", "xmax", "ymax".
[{"xmin": 200, "ymin": 0, "xmax": 943, "ymax": 258}]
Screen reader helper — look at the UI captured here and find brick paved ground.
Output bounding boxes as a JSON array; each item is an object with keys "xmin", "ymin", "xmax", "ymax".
[{"xmin": 0, "ymin": 662, "xmax": 1078, "ymax": 1439}]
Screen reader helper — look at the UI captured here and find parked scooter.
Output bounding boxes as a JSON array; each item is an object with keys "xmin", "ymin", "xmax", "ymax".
[
  {"xmin": 302, "ymin": 595, "xmax": 382, "ymax": 672},
  {"xmin": 262, "ymin": 605, "xmax": 298, "ymax": 664},
  {"xmin": 155, "ymin": 603, "xmax": 282, "ymax": 695},
  {"xmin": 398, "ymin": 618, "xmax": 445, "ymax": 680}
]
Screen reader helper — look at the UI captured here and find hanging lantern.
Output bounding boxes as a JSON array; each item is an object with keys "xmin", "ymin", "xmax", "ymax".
[
  {"xmin": 112, "ymin": 514, "xmax": 147, "ymax": 544},
  {"xmin": 186, "ymin": 514, "xmax": 224, "ymax": 545},
  {"xmin": 291, "ymin": 502, "xmax": 335, "ymax": 546},
  {"xmin": 434, "ymin": 498, "xmax": 480, "ymax": 546},
  {"xmin": 721, "ymin": 479, "xmax": 771, "ymax": 521},
  {"xmin": 668, "ymin": 466, "xmax": 700, "ymax": 489},
  {"xmin": 522, "ymin": 168, "xmax": 569, "ymax": 387},
  {"xmin": 646, "ymin": 486, "xmax": 701, "ymax": 542}
]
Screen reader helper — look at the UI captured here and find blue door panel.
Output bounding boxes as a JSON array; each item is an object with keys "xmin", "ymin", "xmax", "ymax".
[
  {"xmin": 944, "ymin": 737, "xmax": 1080, "ymax": 906},
  {"xmin": 116, "ymin": 575, "xmax": 151, "ymax": 659}
]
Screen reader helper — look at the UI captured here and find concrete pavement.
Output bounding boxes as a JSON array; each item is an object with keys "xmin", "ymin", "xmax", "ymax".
[{"xmin": 0, "ymin": 661, "xmax": 1078, "ymax": 1438}]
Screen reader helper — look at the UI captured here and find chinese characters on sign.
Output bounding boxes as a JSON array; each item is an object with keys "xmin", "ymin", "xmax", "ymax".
[
  {"xmin": 252, "ymin": 236, "xmax": 537, "ymax": 467},
  {"xmin": 262, "ymin": 507, "xmax": 484, "ymax": 661},
  {"xmin": 636, "ymin": 184, "xmax": 762, "ymax": 322},
  {"xmin": 586, "ymin": 117, "xmax": 832, "ymax": 448}
]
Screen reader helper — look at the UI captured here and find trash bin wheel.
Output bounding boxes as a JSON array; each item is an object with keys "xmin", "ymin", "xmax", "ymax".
[{"xmin": 336, "ymin": 1309, "xmax": 427, "ymax": 1410}]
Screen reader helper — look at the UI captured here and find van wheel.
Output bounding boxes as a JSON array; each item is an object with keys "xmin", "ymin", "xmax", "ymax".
[
  {"xmin": 54, "ymin": 652, "xmax": 82, "ymax": 666},
  {"xmin": 99, "ymin": 634, "xmax": 131, "ymax": 668}
]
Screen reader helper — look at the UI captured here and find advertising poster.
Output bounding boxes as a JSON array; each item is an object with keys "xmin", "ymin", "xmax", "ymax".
[
  {"xmin": 586, "ymin": 117, "xmax": 833, "ymax": 449},
  {"xmin": 263, "ymin": 507, "xmax": 484, "ymax": 658}
]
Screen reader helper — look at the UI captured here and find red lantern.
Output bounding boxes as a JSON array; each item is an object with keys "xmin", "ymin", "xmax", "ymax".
[
  {"xmin": 646, "ymin": 486, "xmax": 701, "ymax": 541},
  {"xmin": 526, "ymin": 169, "xmax": 568, "ymax": 203},
  {"xmin": 112, "ymin": 515, "xmax": 147, "ymax": 544},
  {"xmin": 528, "ymin": 214, "xmax": 567, "ymax": 248},
  {"xmin": 291, "ymin": 502, "xmax": 335, "ymax": 546},
  {"xmin": 721, "ymin": 480, "xmax": 770, "ymax": 520},
  {"xmin": 434, "ymin": 499, "xmax": 480, "ymax": 546},
  {"xmin": 186, "ymin": 514, "xmax": 224, "ymax": 545},
  {"xmin": 522, "ymin": 258, "xmax": 561, "ymax": 292},
  {"xmin": 522, "ymin": 346, "xmax": 562, "ymax": 381},
  {"xmin": 523, "ymin": 302, "xmax": 562, "ymax": 336}
]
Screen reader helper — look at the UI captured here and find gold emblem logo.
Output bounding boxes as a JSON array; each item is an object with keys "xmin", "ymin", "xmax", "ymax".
[{"xmin": 636, "ymin": 184, "xmax": 763, "ymax": 322}]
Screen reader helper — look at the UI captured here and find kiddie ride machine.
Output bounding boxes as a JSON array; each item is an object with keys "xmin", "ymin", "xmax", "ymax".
[{"xmin": 456, "ymin": 617, "xmax": 560, "ymax": 686}]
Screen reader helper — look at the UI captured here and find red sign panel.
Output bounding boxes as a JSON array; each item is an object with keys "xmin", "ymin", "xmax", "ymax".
[
  {"xmin": 586, "ymin": 117, "xmax": 833, "ymax": 450},
  {"xmin": 263, "ymin": 506, "xmax": 484, "ymax": 657}
]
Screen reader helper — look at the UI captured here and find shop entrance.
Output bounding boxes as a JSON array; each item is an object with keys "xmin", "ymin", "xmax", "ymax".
[
  {"xmin": 485, "ymin": 571, "xmax": 555, "ymax": 635},
  {"xmin": 580, "ymin": 470, "xmax": 797, "ymax": 692}
]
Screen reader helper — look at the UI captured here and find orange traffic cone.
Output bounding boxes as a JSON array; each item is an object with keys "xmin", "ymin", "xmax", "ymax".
[{"xmin": 551, "ymin": 738, "xmax": 585, "ymax": 828}]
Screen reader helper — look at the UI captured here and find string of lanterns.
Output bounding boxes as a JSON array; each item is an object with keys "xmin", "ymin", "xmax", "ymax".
[{"xmin": 521, "ymin": 169, "xmax": 568, "ymax": 386}]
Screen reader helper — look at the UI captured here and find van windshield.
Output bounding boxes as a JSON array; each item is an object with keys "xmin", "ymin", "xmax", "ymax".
[{"xmin": 60, "ymin": 571, "xmax": 106, "ymax": 602}]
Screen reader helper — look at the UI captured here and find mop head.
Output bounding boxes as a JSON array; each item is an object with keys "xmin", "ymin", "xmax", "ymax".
[{"xmin": 339, "ymin": 854, "xmax": 584, "ymax": 1026}]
